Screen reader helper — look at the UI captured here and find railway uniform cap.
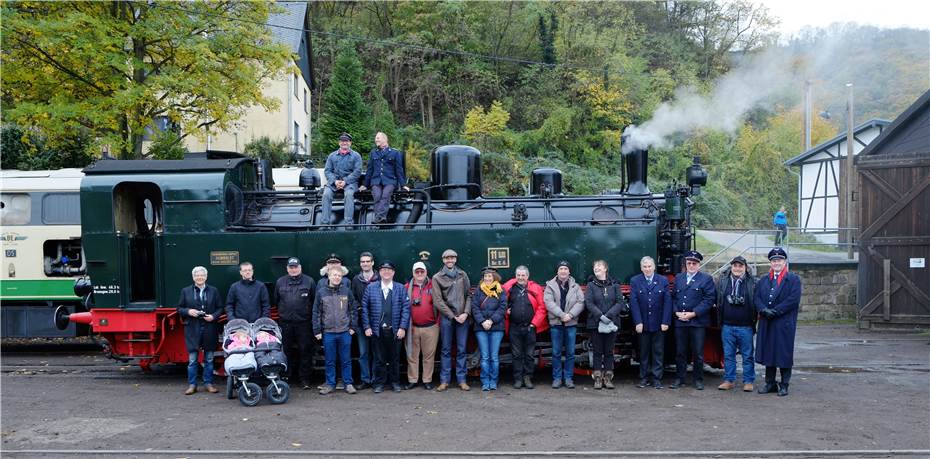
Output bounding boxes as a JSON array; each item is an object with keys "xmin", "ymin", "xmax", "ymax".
[
  {"xmin": 684, "ymin": 250, "xmax": 703, "ymax": 262},
  {"xmin": 412, "ymin": 261, "xmax": 428, "ymax": 274},
  {"xmin": 338, "ymin": 132, "xmax": 352, "ymax": 141},
  {"xmin": 767, "ymin": 247, "xmax": 788, "ymax": 261},
  {"xmin": 324, "ymin": 253, "xmax": 344, "ymax": 264},
  {"xmin": 378, "ymin": 260, "xmax": 397, "ymax": 271},
  {"xmin": 481, "ymin": 266, "xmax": 498, "ymax": 274},
  {"xmin": 287, "ymin": 257, "xmax": 301, "ymax": 267},
  {"xmin": 442, "ymin": 249, "xmax": 458, "ymax": 259},
  {"xmin": 556, "ymin": 260, "xmax": 571, "ymax": 270},
  {"xmin": 729, "ymin": 255, "xmax": 748, "ymax": 266}
]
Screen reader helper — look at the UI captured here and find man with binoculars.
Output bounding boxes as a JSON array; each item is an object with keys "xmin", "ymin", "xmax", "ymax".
[{"xmin": 715, "ymin": 256, "xmax": 757, "ymax": 392}]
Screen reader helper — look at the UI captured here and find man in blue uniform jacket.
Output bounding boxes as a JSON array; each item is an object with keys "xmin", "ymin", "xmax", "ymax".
[
  {"xmin": 362, "ymin": 132, "xmax": 406, "ymax": 224},
  {"xmin": 670, "ymin": 250, "xmax": 716, "ymax": 390},
  {"xmin": 629, "ymin": 256, "xmax": 672, "ymax": 389},
  {"xmin": 755, "ymin": 247, "xmax": 802, "ymax": 396}
]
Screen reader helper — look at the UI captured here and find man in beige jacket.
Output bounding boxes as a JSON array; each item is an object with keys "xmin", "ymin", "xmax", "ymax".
[{"xmin": 544, "ymin": 261, "xmax": 585, "ymax": 388}]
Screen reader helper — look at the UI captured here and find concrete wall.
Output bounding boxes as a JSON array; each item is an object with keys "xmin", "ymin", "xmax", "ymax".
[{"xmin": 789, "ymin": 262, "xmax": 858, "ymax": 320}]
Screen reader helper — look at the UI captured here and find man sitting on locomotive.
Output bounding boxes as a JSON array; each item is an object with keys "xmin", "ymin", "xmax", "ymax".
[
  {"xmin": 321, "ymin": 132, "xmax": 363, "ymax": 228},
  {"xmin": 177, "ymin": 266, "xmax": 224, "ymax": 395},
  {"xmin": 225, "ymin": 261, "xmax": 270, "ymax": 323},
  {"xmin": 360, "ymin": 132, "xmax": 407, "ymax": 225}
]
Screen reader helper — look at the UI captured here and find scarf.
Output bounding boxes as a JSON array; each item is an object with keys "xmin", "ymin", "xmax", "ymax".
[
  {"xmin": 480, "ymin": 281, "xmax": 502, "ymax": 299},
  {"xmin": 769, "ymin": 268, "xmax": 788, "ymax": 286},
  {"xmin": 442, "ymin": 266, "xmax": 459, "ymax": 278}
]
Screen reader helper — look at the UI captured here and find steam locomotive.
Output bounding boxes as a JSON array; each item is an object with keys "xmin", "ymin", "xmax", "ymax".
[{"xmin": 57, "ymin": 144, "xmax": 712, "ymax": 371}]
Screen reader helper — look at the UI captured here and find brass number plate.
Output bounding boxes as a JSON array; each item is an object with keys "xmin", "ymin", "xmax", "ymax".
[{"xmin": 487, "ymin": 247, "xmax": 510, "ymax": 269}]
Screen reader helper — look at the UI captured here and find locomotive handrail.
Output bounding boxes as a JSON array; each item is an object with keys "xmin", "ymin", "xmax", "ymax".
[{"xmin": 302, "ymin": 217, "xmax": 656, "ymax": 230}]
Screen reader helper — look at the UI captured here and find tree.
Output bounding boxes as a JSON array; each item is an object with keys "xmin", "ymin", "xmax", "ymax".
[
  {"xmin": 1, "ymin": 1, "xmax": 292, "ymax": 159},
  {"xmin": 243, "ymin": 137, "xmax": 290, "ymax": 168},
  {"xmin": 315, "ymin": 47, "xmax": 373, "ymax": 156}
]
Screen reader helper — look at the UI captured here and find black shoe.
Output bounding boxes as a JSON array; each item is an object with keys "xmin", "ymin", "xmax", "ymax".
[
  {"xmin": 356, "ymin": 382, "xmax": 370, "ymax": 391},
  {"xmin": 392, "ymin": 383, "xmax": 402, "ymax": 393},
  {"xmin": 404, "ymin": 382, "xmax": 418, "ymax": 390},
  {"xmin": 513, "ymin": 379, "xmax": 524, "ymax": 389},
  {"xmin": 694, "ymin": 381, "xmax": 704, "ymax": 390},
  {"xmin": 636, "ymin": 379, "xmax": 649, "ymax": 388},
  {"xmin": 654, "ymin": 381, "xmax": 664, "ymax": 389},
  {"xmin": 777, "ymin": 383, "xmax": 789, "ymax": 396},
  {"xmin": 669, "ymin": 379, "xmax": 683, "ymax": 389},
  {"xmin": 758, "ymin": 382, "xmax": 778, "ymax": 394},
  {"xmin": 423, "ymin": 383, "xmax": 434, "ymax": 390},
  {"xmin": 301, "ymin": 381, "xmax": 312, "ymax": 390},
  {"xmin": 373, "ymin": 385, "xmax": 384, "ymax": 393}
]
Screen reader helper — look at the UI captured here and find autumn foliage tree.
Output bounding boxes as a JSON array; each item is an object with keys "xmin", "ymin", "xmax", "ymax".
[{"xmin": 1, "ymin": 1, "xmax": 292, "ymax": 160}]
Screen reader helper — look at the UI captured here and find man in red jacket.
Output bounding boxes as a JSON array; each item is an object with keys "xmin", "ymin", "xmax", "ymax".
[{"xmin": 502, "ymin": 265, "xmax": 547, "ymax": 389}]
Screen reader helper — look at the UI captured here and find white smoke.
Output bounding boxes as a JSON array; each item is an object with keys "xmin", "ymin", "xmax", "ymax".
[{"xmin": 622, "ymin": 47, "xmax": 798, "ymax": 154}]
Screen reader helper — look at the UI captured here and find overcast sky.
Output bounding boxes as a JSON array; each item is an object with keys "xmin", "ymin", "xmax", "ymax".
[{"xmin": 759, "ymin": 0, "xmax": 929, "ymax": 35}]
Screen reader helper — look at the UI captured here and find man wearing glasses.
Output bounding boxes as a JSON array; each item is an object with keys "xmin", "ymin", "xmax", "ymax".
[
  {"xmin": 669, "ymin": 251, "xmax": 716, "ymax": 390},
  {"xmin": 351, "ymin": 252, "xmax": 379, "ymax": 389}
]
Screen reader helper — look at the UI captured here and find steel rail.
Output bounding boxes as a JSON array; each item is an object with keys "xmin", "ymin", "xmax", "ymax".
[{"xmin": 4, "ymin": 449, "xmax": 929, "ymax": 457}]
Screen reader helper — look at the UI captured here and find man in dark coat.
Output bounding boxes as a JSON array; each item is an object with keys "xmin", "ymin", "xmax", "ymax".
[
  {"xmin": 361, "ymin": 132, "xmax": 407, "ymax": 224},
  {"xmin": 274, "ymin": 257, "xmax": 315, "ymax": 390},
  {"xmin": 755, "ymin": 247, "xmax": 802, "ymax": 396},
  {"xmin": 362, "ymin": 261, "xmax": 412, "ymax": 393},
  {"xmin": 225, "ymin": 261, "xmax": 270, "ymax": 322},
  {"xmin": 670, "ymin": 250, "xmax": 717, "ymax": 390},
  {"xmin": 630, "ymin": 256, "xmax": 672, "ymax": 389},
  {"xmin": 350, "ymin": 251, "xmax": 379, "ymax": 389},
  {"xmin": 716, "ymin": 256, "xmax": 757, "ymax": 392},
  {"xmin": 177, "ymin": 266, "xmax": 224, "ymax": 395}
]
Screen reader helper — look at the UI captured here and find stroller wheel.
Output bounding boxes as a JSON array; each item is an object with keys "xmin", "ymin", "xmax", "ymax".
[
  {"xmin": 226, "ymin": 376, "xmax": 236, "ymax": 400},
  {"xmin": 238, "ymin": 382, "xmax": 262, "ymax": 407},
  {"xmin": 266, "ymin": 381, "xmax": 290, "ymax": 404}
]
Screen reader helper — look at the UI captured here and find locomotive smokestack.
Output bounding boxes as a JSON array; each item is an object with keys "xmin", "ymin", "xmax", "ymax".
[{"xmin": 621, "ymin": 132, "xmax": 650, "ymax": 196}]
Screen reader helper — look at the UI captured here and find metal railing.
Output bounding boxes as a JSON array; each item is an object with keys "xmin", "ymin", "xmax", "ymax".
[{"xmin": 700, "ymin": 227, "xmax": 859, "ymax": 277}]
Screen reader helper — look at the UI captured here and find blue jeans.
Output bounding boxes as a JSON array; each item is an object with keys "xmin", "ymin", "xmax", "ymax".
[
  {"xmin": 476, "ymin": 330, "xmax": 504, "ymax": 388},
  {"xmin": 722, "ymin": 325, "xmax": 755, "ymax": 383},
  {"xmin": 321, "ymin": 184, "xmax": 357, "ymax": 225},
  {"xmin": 550, "ymin": 325, "xmax": 577, "ymax": 382},
  {"xmin": 187, "ymin": 350, "xmax": 215, "ymax": 386},
  {"xmin": 323, "ymin": 331, "xmax": 353, "ymax": 387},
  {"xmin": 440, "ymin": 316, "xmax": 469, "ymax": 384},
  {"xmin": 356, "ymin": 331, "xmax": 373, "ymax": 384}
]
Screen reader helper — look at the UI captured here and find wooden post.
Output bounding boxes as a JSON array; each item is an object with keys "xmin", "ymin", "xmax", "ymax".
[
  {"xmin": 846, "ymin": 84, "xmax": 855, "ymax": 260},
  {"xmin": 883, "ymin": 258, "xmax": 891, "ymax": 321}
]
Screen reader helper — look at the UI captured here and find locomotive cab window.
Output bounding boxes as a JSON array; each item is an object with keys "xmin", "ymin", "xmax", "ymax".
[
  {"xmin": 113, "ymin": 182, "xmax": 162, "ymax": 304},
  {"xmin": 0, "ymin": 193, "xmax": 31, "ymax": 226}
]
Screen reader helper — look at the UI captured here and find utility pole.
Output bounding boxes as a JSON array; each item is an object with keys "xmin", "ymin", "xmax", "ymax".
[
  {"xmin": 846, "ymin": 83, "xmax": 855, "ymax": 260},
  {"xmin": 804, "ymin": 80, "xmax": 813, "ymax": 151}
]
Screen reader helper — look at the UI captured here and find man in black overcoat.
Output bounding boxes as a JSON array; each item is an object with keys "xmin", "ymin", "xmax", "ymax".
[
  {"xmin": 755, "ymin": 247, "xmax": 802, "ymax": 396},
  {"xmin": 177, "ymin": 266, "xmax": 224, "ymax": 395}
]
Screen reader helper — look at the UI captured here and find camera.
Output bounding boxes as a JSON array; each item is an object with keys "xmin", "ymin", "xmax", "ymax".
[
  {"xmin": 727, "ymin": 294, "xmax": 745, "ymax": 306},
  {"xmin": 412, "ymin": 298, "xmax": 421, "ymax": 306}
]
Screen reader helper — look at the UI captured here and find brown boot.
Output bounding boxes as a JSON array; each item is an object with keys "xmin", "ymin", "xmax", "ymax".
[
  {"xmin": 205, "ymin": 384, "xmax": 219, "ymax": 393},
  {"xmin": 718, "ymin": 381, "xmax": 735, "ymax": 390},
  {"xmin": 184, "ymin": 385, "xmax": 197, "ymax": 395},
  {"xmin": 592, "ymin": 371, "xmax": 603, "ymax": 390},
  {"xmin": 743, "ymin": 383, "xmax": 754, "ymax": 392},
  {"xmin": 435, "ymin": 383, "xmax": 449, "ymax": 392},
  {"xmin": 603, "ymin": 371, "xmax": 615, "ymax": 390},
  {"xmin": 458, "ymin": 382, "xmax": 471, "ymax": 391}
]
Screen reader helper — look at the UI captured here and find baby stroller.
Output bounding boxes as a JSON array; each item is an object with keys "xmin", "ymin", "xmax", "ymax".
[
  {"xmin": 252, "ymin": 317, "xmax": 290, "ymax": 404},
  {"xmin": 223, "ymin": 319, "xmax": 262, "ymax": 406}
]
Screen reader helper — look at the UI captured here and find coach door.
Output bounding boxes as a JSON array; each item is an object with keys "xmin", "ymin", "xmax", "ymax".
[{"xmin": 113, "ymin": 182, "xmax": 163, "ymax": 308}]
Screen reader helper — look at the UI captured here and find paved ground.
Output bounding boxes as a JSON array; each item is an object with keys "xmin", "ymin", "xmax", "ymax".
[
  {"xmin": 698, "ymin": 230, "xmax": 858, "ymax": 265},
  {"xmin": 1, "ymin": 325, "xmax": 928, "ymax": 458}
]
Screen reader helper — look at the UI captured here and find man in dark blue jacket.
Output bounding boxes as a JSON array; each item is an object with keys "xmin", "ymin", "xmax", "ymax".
[
  {"xmin": 669, "ymin": 250, "xmax": 716, "ymax": 390},
  {"xmin": 321, "ymin": 132, "xmax": 362, "ymax": 227},
  {"xmin": 755, "ymin": 247, "xmax": 802, "ymax": 396},
  {"xmin": 225, "ymin": 261, "xmax": 270, "ymax": 323},
  {"xmin": 177, "ymin": 266, "xmax": 224, "ymax": 395},
  {"xmin": 362, "ymin": 261, "xmax": 411, "ymax": 393},
  {"xmin": 362, "ymin": 132, "xmax": 406, "ymax": 224},
  {"xmin": 274, "ymin": 257, "xmax": 315, "ymax": 390},
  {"xmin": 630, "ymin": 256, "xmax": 672, "ymax": 389}
]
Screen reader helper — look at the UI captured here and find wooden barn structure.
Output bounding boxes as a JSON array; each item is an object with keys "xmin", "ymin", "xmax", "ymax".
[{"xmin": 856, "ymin": 89, "xmax": 930, "ymax": 329}]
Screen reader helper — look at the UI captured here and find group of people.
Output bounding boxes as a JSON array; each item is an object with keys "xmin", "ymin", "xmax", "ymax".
[{"xmin": 177, "ymin": 247, "xmax": 802, "ymax": 398}]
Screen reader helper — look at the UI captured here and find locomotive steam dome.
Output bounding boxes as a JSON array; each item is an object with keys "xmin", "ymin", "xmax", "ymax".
[
  {"xmin": 430, "ymin": 145, "xmax": 481, "ymax": 200},
  {"xmin": 531, "ymin": 168, "xmax": 563, "ymax": 196}
]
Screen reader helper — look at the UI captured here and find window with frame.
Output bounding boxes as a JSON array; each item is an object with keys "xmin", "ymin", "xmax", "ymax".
[{"xmin": 0, "ymin": 193, "xmax": 31, "ymax": 225}]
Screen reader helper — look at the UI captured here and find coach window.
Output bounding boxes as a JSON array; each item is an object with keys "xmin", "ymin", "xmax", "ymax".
[
  {"xmin": 41, "ymin": 193, "xmax": 81, "ymax": 225},
  {"xmin": 0, "ymin": 193, "xmax": 31, "ymax": 226}
]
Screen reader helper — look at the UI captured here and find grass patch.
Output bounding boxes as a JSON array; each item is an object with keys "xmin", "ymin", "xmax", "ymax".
[
  {"xmin": 768, "ymin": 232, "xmax": 848, "ymax": 253},
  {"xmin": 695, "ymin": 232, "xmax": 724, "ymax": 255}
]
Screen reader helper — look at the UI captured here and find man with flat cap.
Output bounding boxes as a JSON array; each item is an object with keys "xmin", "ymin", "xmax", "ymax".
[
  {"xmin": 755, "ymin": 247, "xmax": 802, "ymax": 396},
  {"xmin": 362, "ymin": 260, "xmax": 411, "ymax": 393},
  {"xmin": 275, "ymin": 257, "xmax": 315, "ymax": 389},
  {"xmin": 431, "ymin": 249, "xmax": 473, "ymax": 391},
  {"xmin": 321, "ymin": 132, "xmax": 362, "ymax": 228},
  {"xmin": 715, "ymin": 255, "xmax": 757, "ymax": 392},
  {"xmin": 670, "ymin": 250, "xmax": 716, "ymax": 390}
]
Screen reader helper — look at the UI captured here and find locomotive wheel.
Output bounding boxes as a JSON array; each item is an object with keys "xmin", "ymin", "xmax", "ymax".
[
  {"xmin": 266, "ymin": 381, "xmax": 290, "ymax": 404},
  {"xmin": 238, "ymin": 382, "xmax": 262, "ymax": 407},
  {"xmin": 226, "ymin": 376, "xmax": 236, "ymax": 400}
]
